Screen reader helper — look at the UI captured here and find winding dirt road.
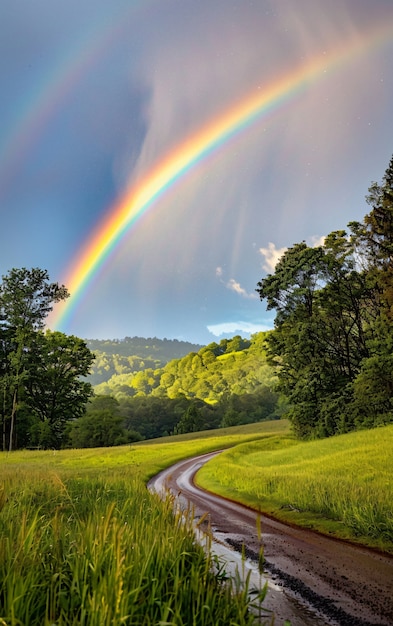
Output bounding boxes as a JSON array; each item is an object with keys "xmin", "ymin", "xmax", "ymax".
[{"xmin": 148, "ymin": 451, "xmax": 393, "ymax": 626}]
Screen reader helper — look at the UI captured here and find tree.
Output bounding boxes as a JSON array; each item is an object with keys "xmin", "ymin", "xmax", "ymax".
[
  {"xmin": 256, "ymin": 156, "xmax": 393, "ymax": 437},
  {"xmin": 350, "ymin": 156, "xmax": 393, "ymax": 271},
  {"xmin": 348, "ymin": 156, "xmax": 393, "ymax": 424},
  {"xmin": 256, "ymin": 235, "xmax": 369, "ymax": 437},
  {"xmin": 68, "ymin": 406, "xmax": 141, "ymax": 448},
  {"xmin": 0, "ymin": 268, "xmax": 69, "ymax": 450},
  {"xmin": 0, "ymin": 267, "xmax": 68, "ymax": 332},
  {"xmin": 174, "ymin": 403, "xmax": 205, "ymax": 434},
  {"xmin": 24, "ymin": 331, "xmax": 95, "ymax": 448},
  {"xmin": 257, "ymin": 242, "xmax": 325, "ymax": 323}
]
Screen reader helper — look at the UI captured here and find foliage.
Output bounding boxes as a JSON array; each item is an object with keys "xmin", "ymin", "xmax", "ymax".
[
  {"xmin": 119, "ymin": 395, "xmax": 205, "ymax": 440},
  {"xmin": 93, "ymin": 335, "xmax": 271, "ymax": 400},
  {"xmin": 86, "ymin": 336, "xmax": 203, "ymax": 385},
  {"xmin": 174, "ymin": 403, "xmax": 206, "ymax": 434},
  {"xmin": 0, "ymin": 268, "xmax": 95, "ymax": 450},
  {"xmin": 89, "ymin": 333, "xmax": 283, "ymax": 441},
  {"xmin": 256, "ymin": 156, "xmax": 393, "ymax": 438},
  {"xmin": 24, "ymin": 331, "xmax": 94, "ymax": 448},
  {"xmin": 67, "ymin": 396, "xmax": 142, "ymax": 448},
  {"xmin": 0, "ymin": 267, "xmax": 68, "ymax": 332}
]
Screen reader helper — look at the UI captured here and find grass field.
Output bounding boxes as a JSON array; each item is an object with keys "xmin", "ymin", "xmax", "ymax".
[
  {"xmin": 195, "ymin": 424, "xmax": 393, "ymax": 553},
  {"xmin": 0, "ymin": 421, "xmax": 289, "ymax": 626},
  {"xmin": 1, "ymin": 418, "xmax": 391, "ymax": 625}
]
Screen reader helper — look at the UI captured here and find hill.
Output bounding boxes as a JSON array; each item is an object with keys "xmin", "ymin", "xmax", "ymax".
[
  {"xmin": 86, "ymin": 336, "xmax": 203, "ymax": 385},
  {"xmin": 72, "ymin": 332, "xmax": 287, "ymax": 443},
  {"xmin": 93, "ymin": 332, "xmax": 279, "ymax": 404}
]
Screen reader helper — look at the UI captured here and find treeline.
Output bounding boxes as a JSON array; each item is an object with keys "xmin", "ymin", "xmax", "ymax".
[
  {"xmin": 86, "ymin": 337, "xmax": 202, "ymax": 385},
  {"xmin": 257, "ymin": 155, "xmax": 393, "ymax": 439},
  {"xmin": 4, "ymin": 158, "xmax": 391, "ymax": 449}
]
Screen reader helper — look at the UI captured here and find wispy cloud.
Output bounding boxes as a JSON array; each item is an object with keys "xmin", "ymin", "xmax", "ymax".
[
  {"xmin": 216, "ymin": 267, "xmax": 257, "ymax": 299},
  {"xmin": 227, "ymin": 278, "xmax": 258, "ymax": 299}
]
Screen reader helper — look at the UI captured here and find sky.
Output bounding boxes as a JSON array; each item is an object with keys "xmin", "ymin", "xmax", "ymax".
[{"xmin": 1, "ymin": 0, "xmax": 393, "ymax": 345}]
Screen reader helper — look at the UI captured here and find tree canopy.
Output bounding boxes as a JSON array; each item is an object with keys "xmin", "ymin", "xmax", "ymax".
[
  {"xmin": 0, "ymin": 268, "xmax": 95, "ymax": 449},
  {"xmin": 256, "ymin": 155, "xmax": 393, "ymax": 438}
]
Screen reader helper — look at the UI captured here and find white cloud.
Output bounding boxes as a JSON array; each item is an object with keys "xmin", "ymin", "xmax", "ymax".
[
  {"xmin": 259, "ymin": 236, "xmax": 326, "ymax": 273},
  {"xmin": 258, "ymin": 242, "xmax": 287, "ymax": 272},
  {"xmin": 207, "ymin": 321, "xmax": 271, "ymax": 337},
  {"xmin": 309, "ymin": 235, "xmax": 326, "ymax": 248},
  {"xmin": 216, "ymin": 267, "xmax": 257, "ymax": 299},
  {"xmin": 227, "ymin": 278, "xmax": 258, "ymax": 299}
]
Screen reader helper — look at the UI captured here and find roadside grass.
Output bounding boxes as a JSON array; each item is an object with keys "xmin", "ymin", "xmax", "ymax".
[
  {"xmin": 195, "ymin": 424, "xmax": 393, "ymax": 554},
  {"xmin": 0, "ymin": 420, "xmax": 289, "ymax": 626},
  {"xmin": 2, "ymin": 417, "xmax": 391, "ymax": 625}
]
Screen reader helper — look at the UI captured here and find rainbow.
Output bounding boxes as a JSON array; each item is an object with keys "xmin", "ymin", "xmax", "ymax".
[{"xmin": 50, "ymin": 20, "xmax": 393, "ymax": 331}]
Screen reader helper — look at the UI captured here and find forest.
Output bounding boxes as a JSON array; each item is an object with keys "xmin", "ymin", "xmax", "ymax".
[
  {"xmin": 1, "ymin": 156, "xmax": 393, "ymax": 449},
  {"xmin": 86, "ymin": 336, "xmax": 203, "ymax": 385},
  {"xmin": 68, "ymin": 332, "xmax": 285, "ymax": 447}
]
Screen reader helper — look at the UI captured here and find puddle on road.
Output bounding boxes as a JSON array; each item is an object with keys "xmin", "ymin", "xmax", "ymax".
[{"xmin": 202, "ymin": 525, "xmax": 333, "ymax": 626}]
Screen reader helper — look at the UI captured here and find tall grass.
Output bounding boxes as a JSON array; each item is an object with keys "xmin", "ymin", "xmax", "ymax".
[
  {"xmin": 1, "ymin": 423, "xmax": 288, "ymax": 626},
  {"xmin": 0, "ymin": 469, "xmax": 260, "ymax": 625},
  {"xmin": 196, "ymin": 425, "xmax": 393, "ymax": 552}
]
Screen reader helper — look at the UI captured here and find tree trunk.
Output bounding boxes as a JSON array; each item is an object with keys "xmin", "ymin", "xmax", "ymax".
[{"xmin": 8, "ymin": 387, "xmax": 17, "ymax": 452}]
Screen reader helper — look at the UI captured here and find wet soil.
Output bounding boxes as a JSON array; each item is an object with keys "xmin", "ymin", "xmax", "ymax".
[{"xmin": 148, "ymin": 451, "xmax": 393, "ymax": 626}]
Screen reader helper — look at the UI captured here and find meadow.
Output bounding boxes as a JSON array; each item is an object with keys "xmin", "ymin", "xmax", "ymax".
[
  {"xmin": 1, "ymin": 419, "xmax": 392, "ymax": 625},
  {"xmin": 0, "ymin": 421, "xmax": 286, "ymax": 626},
  {"xmin": 196, "ymin": 424, "xmax": 393, "ymax": 553}
]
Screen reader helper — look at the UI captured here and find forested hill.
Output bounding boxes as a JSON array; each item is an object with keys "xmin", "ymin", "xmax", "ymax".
[
  {"xmin": 74, "ymin": 333, "xmax": 285, "ymax": 442},
  {"xmin": 93, "ymin": 332, "xmax": 281, "ymax": 408},
  {"xmin": 86, "ymin": 336, "xmax": 203, "ymax": 385}
]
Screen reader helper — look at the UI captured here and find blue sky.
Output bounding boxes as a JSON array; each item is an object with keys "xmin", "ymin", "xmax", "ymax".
[{"xmin": 1, "ymin": 0, "xmax": 392, "ymax": 345}]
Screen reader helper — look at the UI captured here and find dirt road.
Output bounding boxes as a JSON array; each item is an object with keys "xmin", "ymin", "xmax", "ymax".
[{"xmin": 148, "ymin": 451, "xmax": 393, "ymax": 626}]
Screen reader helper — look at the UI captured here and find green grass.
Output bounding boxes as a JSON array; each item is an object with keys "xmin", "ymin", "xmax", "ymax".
[
  {"xmin": 0, "ymin": 421, "xmax": 289, "ymax": 626},
  {"xmin": 2, "ymin": 418, "xmax": 391, "ymax": 625},
  {"xmin": 0, "ymin": 473, "xmax": 262, "ymax": 625},
  {"xmin": 0, "ymin": 419, "xmax": 290, "ymax": 479},
  {"xmin": 195, "ymin": 424, "xmax": 393, "ymax": 553}
]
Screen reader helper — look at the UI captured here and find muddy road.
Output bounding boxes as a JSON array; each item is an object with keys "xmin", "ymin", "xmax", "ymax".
[{"xmin": 148, "ymin": 452, "xmax": 393, "ymax": 626}]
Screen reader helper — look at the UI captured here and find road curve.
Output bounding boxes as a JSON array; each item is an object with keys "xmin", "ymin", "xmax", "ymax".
[{"xmin": 148, "ymin": 451, "xmax": 393, "ymax": 626}]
